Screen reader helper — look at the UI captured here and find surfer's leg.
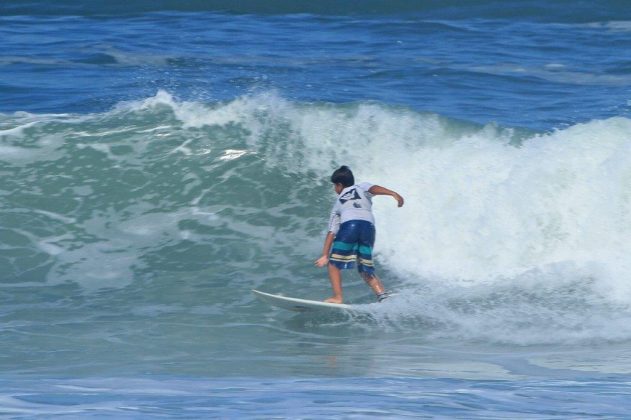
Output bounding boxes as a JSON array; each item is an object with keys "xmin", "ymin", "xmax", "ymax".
[
  {"xmin": 356, "ymin": 222, "xmax": 386, "ymax": 300},
  {"xmin": 360, "ymin": 272, "xmax": 385, "ymax": 296},
  {"xmin": 325, "ymin": 263, "xmax": 344, "ymax": 304}
]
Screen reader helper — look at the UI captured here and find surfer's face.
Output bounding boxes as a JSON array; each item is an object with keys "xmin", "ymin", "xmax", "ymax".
[{"xmin": 334, "ymin": 183, "xmax": 344, "ymax": 194}]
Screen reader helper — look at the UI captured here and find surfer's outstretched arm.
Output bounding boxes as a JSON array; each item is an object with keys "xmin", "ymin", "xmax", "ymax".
[{"xmin": 368, "ymin": 185, "xmax": 404, "ymax": 207}]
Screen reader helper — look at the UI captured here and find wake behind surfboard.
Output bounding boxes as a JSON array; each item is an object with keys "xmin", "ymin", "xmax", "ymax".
[{"xmin": 252, "ymin": 289, "xmax": 354, "ymax": 312}]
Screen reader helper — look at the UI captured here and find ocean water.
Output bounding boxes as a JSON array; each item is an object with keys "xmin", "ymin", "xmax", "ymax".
[{"xmin": 2, "ymin": 0, "xmax": 631, "ymax": 417}]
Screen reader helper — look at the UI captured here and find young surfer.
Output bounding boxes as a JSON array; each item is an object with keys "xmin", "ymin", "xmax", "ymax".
[{"xmin": 315, "ymin": 165, "xmax": 404, "ymax": 303}]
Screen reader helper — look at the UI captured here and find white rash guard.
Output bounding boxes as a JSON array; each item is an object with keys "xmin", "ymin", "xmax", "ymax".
[{"xmin": 327, "ymin": 182, "xmax": 375, "ymax": 235}]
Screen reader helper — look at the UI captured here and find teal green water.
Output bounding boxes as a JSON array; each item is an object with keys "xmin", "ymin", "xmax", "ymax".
[{"xmin": 3, "ymin": 94, "xmax": 631, "ymax": 381}]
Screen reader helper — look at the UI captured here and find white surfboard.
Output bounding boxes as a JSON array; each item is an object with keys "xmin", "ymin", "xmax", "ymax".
[{"xmin": 252, "ymin": 289, "xmax": 354, "ymax": 312}]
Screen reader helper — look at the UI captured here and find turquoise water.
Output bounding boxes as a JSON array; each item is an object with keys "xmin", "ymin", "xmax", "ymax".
[{"xmin": 2, "ymin": 1, "xmax": 631, "ymax": 417}]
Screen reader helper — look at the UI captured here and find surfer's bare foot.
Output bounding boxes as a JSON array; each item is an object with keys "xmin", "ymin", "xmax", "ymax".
[{"xmin": 324, "ymin": 296, "xmax": 343, "ymax": 304}]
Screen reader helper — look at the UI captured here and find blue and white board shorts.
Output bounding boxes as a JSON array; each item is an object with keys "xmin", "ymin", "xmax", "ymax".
[{"xmin": 329, "ymin": 220, "xmax": 376, "ymax": 275}]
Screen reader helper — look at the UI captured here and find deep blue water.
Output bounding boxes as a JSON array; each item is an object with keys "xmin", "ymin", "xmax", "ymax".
[
  {"xmin": 2, "ymin": 0, "xmax": 631, "ymax": 417},
  {"xmin": 3, "ymin": 4, "xmax": 631, "ymax": 129}
]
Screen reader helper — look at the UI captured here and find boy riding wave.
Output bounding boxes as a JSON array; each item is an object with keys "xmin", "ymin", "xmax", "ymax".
[{"xmin": 315, "ymin": 166, "xmax": 404, "ymax": 303}]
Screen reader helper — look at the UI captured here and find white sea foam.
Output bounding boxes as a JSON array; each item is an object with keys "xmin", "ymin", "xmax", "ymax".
[
  {"xmin": 119, "ymin": 92, "xmax": 631, "ymax": 298},
  {"xmin": 0, "ymin": 121, "xmax": 38, "ymax": 137},
  {"xmin": 586, "ymin": 20, "xmax": 631, "ymax": 32},
  {"xmin": 257, "ymin": 98, "xmax": 630, "ymax": 288},
  {"xmin": 157, "ymin": 91, "xmax": 630, "ymax": 343},
  {"xmin": 0, "ymin": 119, "xmax": 66, "ymax": 163},
  {"xmin": 470, "ymin": 63, "xmax": 631, "ymax": 86}
]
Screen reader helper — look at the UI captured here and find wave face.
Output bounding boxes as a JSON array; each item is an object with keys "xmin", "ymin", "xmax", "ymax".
[{"xmin": 2, "ymin": 92, "xmax": 631, "ymax": 352}]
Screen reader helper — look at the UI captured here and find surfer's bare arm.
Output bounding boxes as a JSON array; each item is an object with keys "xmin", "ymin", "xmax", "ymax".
[
  {"xmin": 315, "ymin": 231, "xmax": 335, "ymax": 267},
  {"xmin": 368, "ymin": 185, "xmax": 404, "ymax": 207}
]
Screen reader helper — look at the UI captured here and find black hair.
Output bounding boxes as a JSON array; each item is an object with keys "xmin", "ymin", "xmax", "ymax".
[{"xmin": 330, "ymin": 165, "xmax": 355, "ymax": 187}]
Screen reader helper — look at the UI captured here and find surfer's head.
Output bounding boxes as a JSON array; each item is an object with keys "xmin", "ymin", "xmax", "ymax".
[{"xmin": 331, "ymin": 165, "xmax": 354, "ymax": 188}]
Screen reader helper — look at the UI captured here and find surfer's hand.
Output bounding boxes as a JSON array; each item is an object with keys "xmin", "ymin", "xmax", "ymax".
[
  {"xmin": 315, "ymin": 255, "xmax": 329, "ymax": 267},
  {"xmin": 394, "ymin": 192, "xmax": 404, "ymax": 207}
]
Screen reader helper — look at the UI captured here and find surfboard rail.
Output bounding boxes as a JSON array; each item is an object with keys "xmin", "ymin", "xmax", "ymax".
[{"xmin": 252, "ymin": 289, "xmax": 353, "ymax": 312}]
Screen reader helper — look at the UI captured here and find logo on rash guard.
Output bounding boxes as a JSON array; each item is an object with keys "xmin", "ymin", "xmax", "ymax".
[{"xmin": 339, "ymin": 188, "xmax": 361, "ymax": 205}]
